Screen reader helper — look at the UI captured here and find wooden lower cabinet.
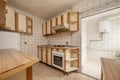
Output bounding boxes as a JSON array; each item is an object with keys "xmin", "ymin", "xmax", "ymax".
[
  {"xmin": 46, "ymin": 48, "xmax": 52, "ymax": 65},
  {"xmin": 41, "ymin": 47, "xmax": 47, "ymax": 63},
  {"xmin": 38, "ymin": 46, "xmax": 79, "ymax": 73}
]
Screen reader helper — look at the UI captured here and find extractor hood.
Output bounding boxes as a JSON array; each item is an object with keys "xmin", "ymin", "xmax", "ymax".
[{"xmin": 53, "ymin": 23, "xmax": 69, "ymax": 32}]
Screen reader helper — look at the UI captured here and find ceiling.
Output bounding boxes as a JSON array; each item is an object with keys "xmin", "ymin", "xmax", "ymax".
[{"xmin": 8, "ymin": 0, "xmax": 80, "ymax": 20}]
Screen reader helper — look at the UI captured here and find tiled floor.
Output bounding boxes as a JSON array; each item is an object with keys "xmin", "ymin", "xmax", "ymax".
[{"xmin": 33, "ymin": 62, "xmax": 96, "ymax": 80}]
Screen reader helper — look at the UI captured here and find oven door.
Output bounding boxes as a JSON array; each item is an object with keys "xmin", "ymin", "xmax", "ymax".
[{"xmin": 52, "ymin": 51, "xmax": 64, "ymax": 70}]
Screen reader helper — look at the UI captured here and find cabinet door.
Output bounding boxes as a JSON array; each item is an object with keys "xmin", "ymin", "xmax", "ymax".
[
  {"xmin": 47, "ymin": 48, "xmax": 52, "ymax": 65},
  {"xmin": 42, "ymin": 47, "xmax": 47, "ymax": 63},
  {"xmin": 5, "ymin": 6, "xmax": 15, "ymax": 31},
  {"xmin": 42, "ymin": 23, "xmax": 47, "ymax": 36},
  {"xmin": 0, "ymin": 0, "xmax": 6, "ymax": 27},
  {"xmin": 51, "ymin": 18, "xmax": 56, "ymax": 34},
  {"xmin": 26, "ymin": 17, "xmax": 33, "ymax": 34},
  {"xmin": 69, "ymin": 12, "xmax": 79, "ymax": 31},
  {"xmin": 18, "ymin": 14, "xmax": 26, "ymax": 33},
  {"xmin": 46, "ymin": 21, "xmax": 51, "ymax": 35},
  {"xmin": 38, "ymin": 47, "xmax": 42, "ymax": 61},
  {"xmin": 62, "ymin": 12, "xmax": 68, "ymax": 24},
  {"xmin": 57, "ymin": 15, "xmax": 61, "ymax": 25}
]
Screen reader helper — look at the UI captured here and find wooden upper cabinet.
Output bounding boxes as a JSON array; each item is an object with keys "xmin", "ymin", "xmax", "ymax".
[
  {"xmin": 51, "ymin": 18, "xmax": 56, "ymax": 35},
  {"xmin": 69, "ymin": 12, "xmax": 79, "ymax": 31},
  {"xmin": 62, "ymin": 12, "xmax": 68, "ymax": 24},
  {"xmin": 57, "ymin": 15, "xmax": 62, "ymax": 25},
  {"xmin": 46, "ymin": 20, "xmax": 52, "ymax": 35},
  {"xmin": 5, "ymin": 6, "xmax": 15, "ymax": 31},
  {"xmin": 0, "ymin": 0, "xmax": 6, "ymax": 27},
  {"xmin": 26, "ymin": 17, "xmax": 33, "ymax": 34},
  {"xmin": 42, "ymin": 11, "xmax": 79, "ymax": 36},
  {"xmin": 42, "ymin": 23, "xmax": 47, "ymax": 36},
  {"xmin": 17, "ymin": 13, "xmax": 27, "ymax": 33}
]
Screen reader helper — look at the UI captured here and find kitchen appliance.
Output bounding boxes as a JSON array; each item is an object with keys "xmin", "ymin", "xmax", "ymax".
[
  {"xmin": 53, "ymin": 23, "xmax": 69, "ymax": 32},
  {"xmin": 52, "ymin": 51, "xmax": 64, "ymax": 70}
]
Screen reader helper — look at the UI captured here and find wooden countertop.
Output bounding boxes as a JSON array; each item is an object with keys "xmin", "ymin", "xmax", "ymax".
[
  {"xmin": 0, "ymin": 49, "xmax": 39, "ymax": 79},
  {"xmin": 37, "ymin": 45, "xmax": 79, "ymax": 49},
  {"xmin": 101, "ymin": 58, "xmax": 120, "ymax": 80}
]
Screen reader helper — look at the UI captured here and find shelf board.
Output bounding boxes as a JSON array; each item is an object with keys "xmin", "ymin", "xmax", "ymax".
[
  {"xmin": 66, "ymin": 67, "xmax": 78, "ymax": 72},
  {"xmin": 70, "ymin": 21, "xmax": 78, "ymax": 24},
  {"xmin": 66, "ymin": 58, "xmax": 78, "ymax": 62}
]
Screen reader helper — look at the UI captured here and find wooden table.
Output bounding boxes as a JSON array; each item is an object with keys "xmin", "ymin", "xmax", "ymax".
[
  {"xmin": 101, "ymin": 58, "xmax": 120, "ymax": 80},
  {"xmin": 0, "ymin": 49, "xmax": 39, "ymax": 80}
]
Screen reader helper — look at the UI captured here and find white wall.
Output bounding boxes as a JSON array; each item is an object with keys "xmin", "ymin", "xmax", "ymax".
[
  {"xmin": 81, "ymin": 8, "xmax": 120, "ymax": 79},
  {"xmin": 0, "ymin": 31, "xmax": 20, "ymax": 50}
]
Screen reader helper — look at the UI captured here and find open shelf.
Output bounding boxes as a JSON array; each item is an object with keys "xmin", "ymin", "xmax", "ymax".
[
  {"xmin": 66, "ymin": 67, "xmax": 78, "ymax": 72},
  {"xmin": 70, "ymin": 21, "xmax": 78, "ymax": 24},
  {"xmin": 66, "ymin": 58, "xmax": 78, "ymax": 62}
]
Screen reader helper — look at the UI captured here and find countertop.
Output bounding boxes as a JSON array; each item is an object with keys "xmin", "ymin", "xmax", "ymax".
[
  {"xmin": 0, "ymin": 49, "xmax": 39, "ymax": 79},
  {"xmin": 101, "ymin": 58, "xmax": 120, "ymax": 80},
  {"xmin": 37, "ymin": 45, "xmax": 79, "ymax": 49}
]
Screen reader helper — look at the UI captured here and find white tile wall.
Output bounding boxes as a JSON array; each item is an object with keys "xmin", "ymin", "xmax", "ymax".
[
  {"xmin": 9, "ymin": 6, "xmax": 48, "ymax": 57},
  {"xmin": 7, "ymin": 0, "xmax": 119, "ymax": 60}
]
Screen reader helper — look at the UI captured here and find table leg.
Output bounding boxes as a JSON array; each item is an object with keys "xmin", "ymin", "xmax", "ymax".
[{"xmin": 26, "ymin": 66, "xmax": 32, "ymax": 80}]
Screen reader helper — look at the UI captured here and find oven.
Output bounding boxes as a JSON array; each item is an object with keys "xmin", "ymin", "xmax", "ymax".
[{"xmin": 52, "ymin": 51, "xmax": 64, "ymax": 70}]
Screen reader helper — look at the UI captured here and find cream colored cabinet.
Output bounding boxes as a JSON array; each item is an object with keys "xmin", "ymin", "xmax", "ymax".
[
  {"xmin": 5, "ymin": 6, "xmax": 15, "ymax": 31},
  {"xmin": 42, "ymin": 23, "xmax": 47, "ymax": 36},
  {"xmin": 51, "ymin": 18, "xmax": 56, "ymax": 34},
  {"xmin": 46, "ymin": 48, "xmax": 52, "ymax": 65},
  {"xmin": 57, "ymin": 15, "xmax": 61, "ymax": 25},
  {"xmin": 65, "ymin": 49, "xmax": 79, "ymax": 72},
  {"xmin": 42, "ymin": 47, "xmax": 47, "ymax": 63},
  {"xmin": 26, "ymin": 17, "xmax": 33, "ymax": 34},
  {"xmin": 38, "ymin": 47, "xmax": 42, "ymax": 61},
  {"xmin": 17, "ymin": 13, "xmax": 26, "ymax": 33},
  {"xmin": 62, "ymin": 12, "xmax": 68, "ymax": 24},
  {"xmin": 69, "ymin": 12, "xmax": 79, "ymax": 31},
  {"xmin": 46, "ymin": 20, "xmax": 52, "ymax": 35}
]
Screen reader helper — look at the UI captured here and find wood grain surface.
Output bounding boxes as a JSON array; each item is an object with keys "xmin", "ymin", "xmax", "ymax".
[
  {"xmin": 101, "ymin": 58, "xmax": 120, "ymax": 80},
  {"xmin": 0, "ymin": 49, "xmax": 30, "ymax": 74}
]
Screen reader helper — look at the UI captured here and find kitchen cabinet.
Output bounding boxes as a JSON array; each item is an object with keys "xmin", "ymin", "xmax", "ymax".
[
  {"xmin": 62, "ymin": 12, "xmax": 68, "ymax": 24},
  {"xmin": 26, "ymin": 16, "xmax": 33, "ymax": 34},
  {"xmin": 51, "ymin": 18, "xmax": 56, "ymax": 35},
  {"xmin": 42, "ymin": 23, "xmax": 47, "ymax": 36},
  {"xmin": 0, "ymin": 0, "xmax": 7, "ymax": 27},
  {"xmin": 17, "ymin": 13, "xmax": 27, "ymax": 33},
  {"xmin": 69, "ymin": 12, "xmax": 79, "ymax": 32},
  {"xmin": 57, "ymin": 15, "xmax": 62, "ymax": 25},
  {"xmin": 38, "ymin": 47, "xmax": 42, "ymax": 61},
  {"xmin": 5, "ymin": 6, "xmax": 15, "ymax": 31},
  {"xmin": 38, "ymin": 46, "xmax": 79, "ymax": 73},
  {"xmin": 46, "ymin": 48, "xmax": 52, "ymax": 65},
  {"xmin": 65, "ymin": 48, "xmax": 79, "ymax": 72},
  {"xmin": 41, "ymin": 47, "xmax": 47, "ymax": 63},
  {"xmin": 46, "ymin": 20, "xmax": 52, "ymax": 35},
  {"xmin": 42, "ymin": 11, "xmax": 79, "ymax": 36}
]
